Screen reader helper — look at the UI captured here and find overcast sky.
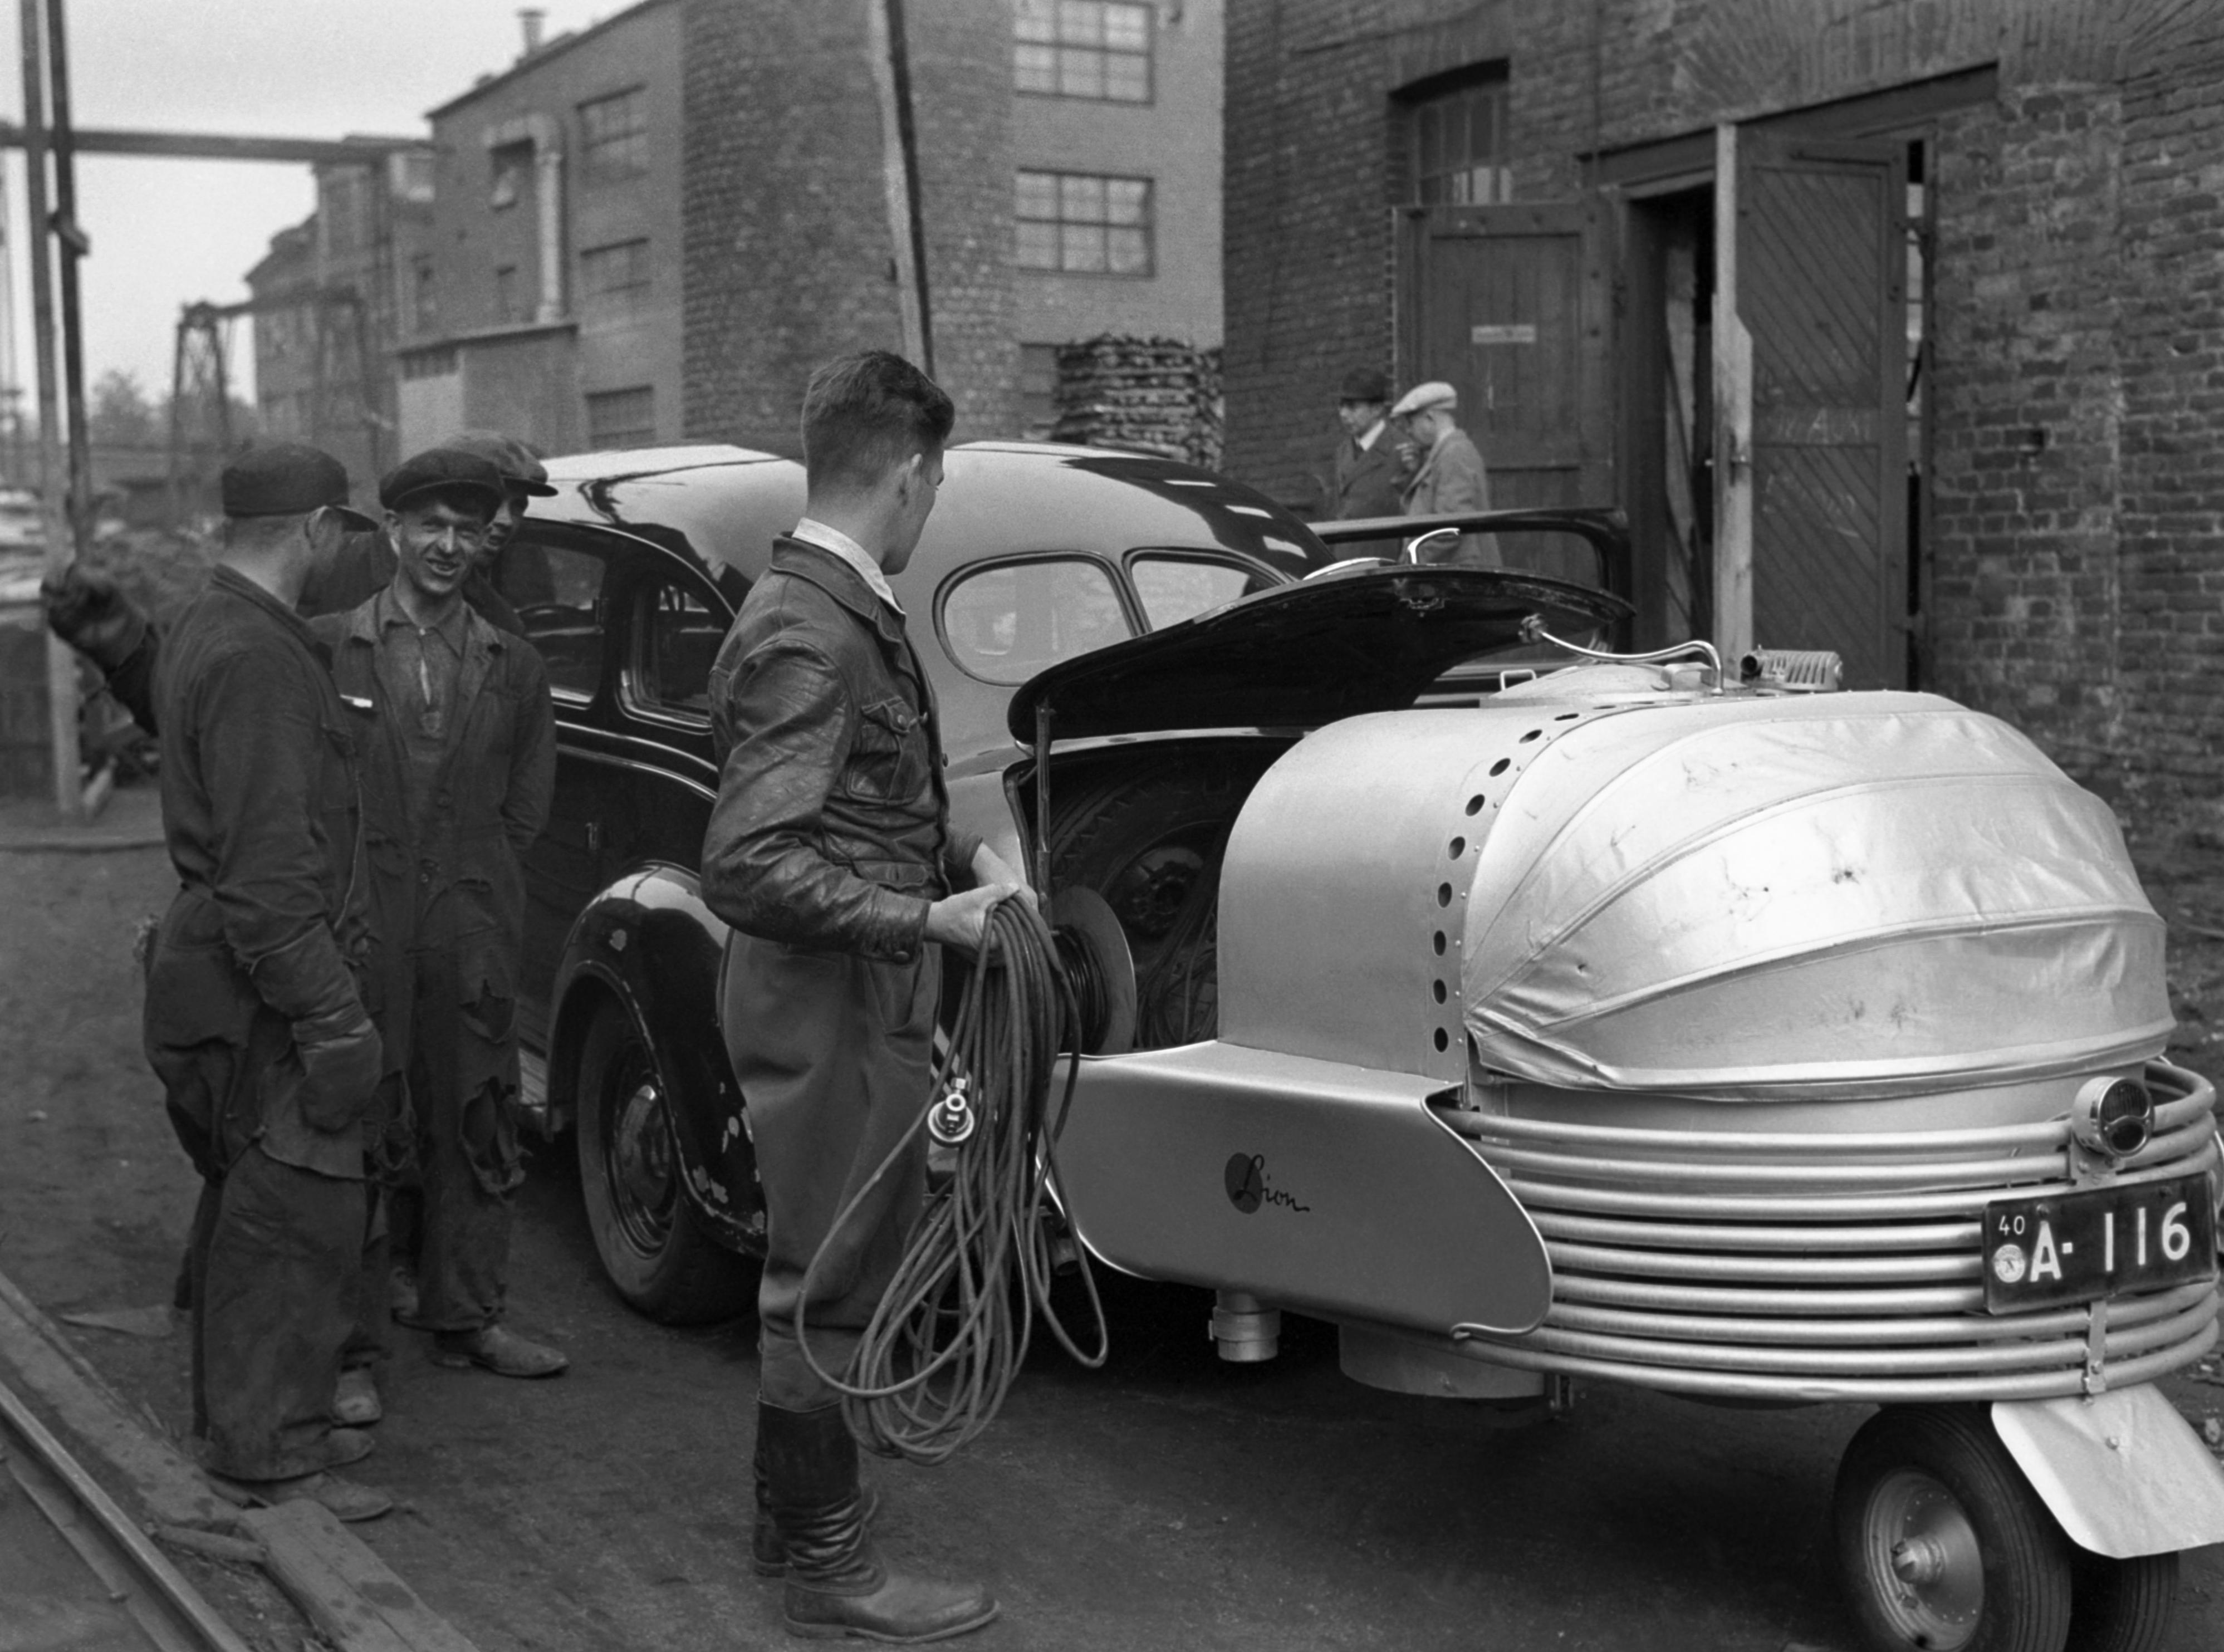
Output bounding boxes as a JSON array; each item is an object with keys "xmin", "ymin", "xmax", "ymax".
[{"xmin": 1, "ymin": 0, "xmax": 614, "ymax": 410}]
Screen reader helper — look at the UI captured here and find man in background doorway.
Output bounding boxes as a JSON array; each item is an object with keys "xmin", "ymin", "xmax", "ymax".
[
  {"xmin": 1327, "ymin": 367, "xmax": 1403, "ymax": 521},
  {"xmin": 1392, "ymin": 379, "xmax": 1498, "ymax": 567}
]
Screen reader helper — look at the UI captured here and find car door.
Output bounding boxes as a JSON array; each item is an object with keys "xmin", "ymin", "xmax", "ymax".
[{"xmin": 607, "ymin": 558, "xmax": 731, "ymax": 869}]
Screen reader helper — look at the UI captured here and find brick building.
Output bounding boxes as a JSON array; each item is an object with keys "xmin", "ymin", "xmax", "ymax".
[
  {"xmin": 247, "ymin": 148, "xmax": 435, "ymax": 486},
  {"xmin": 395, "ymin": 0, "xmax": 684, "ymax": 457},
  {"xmin": 682, "ymin": 0, "xmax": 1224, "ymax": 451},
  {"xmin": 1225, "ymin": 0, "xmax": 2224, "ymax": 803}
]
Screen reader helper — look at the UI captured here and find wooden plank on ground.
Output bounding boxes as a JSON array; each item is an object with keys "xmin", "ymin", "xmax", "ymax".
[
  {"xmin": 0, "ymin": 1269, "xmax": 234, "ymax": 1529},
  {"xmin": 241, "ymin": 1500, "xmax": 479, "ymax": 1652}
]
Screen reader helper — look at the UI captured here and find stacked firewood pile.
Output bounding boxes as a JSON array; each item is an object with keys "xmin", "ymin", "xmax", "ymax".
[{"xmin": 1051, "ymin": 336, "xmax": 1223, "ymax": 472}]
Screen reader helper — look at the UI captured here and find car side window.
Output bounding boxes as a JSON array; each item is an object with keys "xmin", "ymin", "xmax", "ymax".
[
  {"xmin": 629, "ymin": 579, "xmax": 727, "ymax": 722},
  {"xmin": 1128, "ymin": 554, "xmax": 1275, "ymax": 630},
  {"xmin": 939, "ymin": 557, "xmax": 1134, "ymax": 685},
  {"xmin": 494, "ymin": 540, "xmax": 608, "ymax": 700}
]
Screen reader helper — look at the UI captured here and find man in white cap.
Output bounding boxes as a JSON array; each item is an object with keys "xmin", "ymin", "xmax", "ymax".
[{"xmin": 1390, "ymin": 379, "xmax": 1498, "ymax": 567}]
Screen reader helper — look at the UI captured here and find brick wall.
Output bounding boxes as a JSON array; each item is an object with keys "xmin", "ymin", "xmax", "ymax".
[
  {"xmin": 1226, "ymin": 0, "xmax": 2224, "ymax": 801},
  {"xmin": 680, "ymin": 0, "xmax": 1015, "ymax": 454}
]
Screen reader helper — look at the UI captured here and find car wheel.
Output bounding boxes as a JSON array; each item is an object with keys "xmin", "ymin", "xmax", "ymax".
[
  {"xmin": 575, "ymin": 999, "xmax": 758, "ymax": 1325},
  {"xmin": 1833, "ymin": 1405, "xmax": 2071, "ymax": 1652},
  {"xmin": 2066, "ymin": 1548, "xmax": 2179, "ymax": 1652}
]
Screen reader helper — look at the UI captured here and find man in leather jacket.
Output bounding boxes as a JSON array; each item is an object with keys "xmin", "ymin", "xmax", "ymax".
[
  {"xmin": 140, "ymin": 445, "xmax": 390, "ymax": 1521},
  {"xmin": 700, "ymin": 351, "xmax": 1021, "ymax": 1644}
]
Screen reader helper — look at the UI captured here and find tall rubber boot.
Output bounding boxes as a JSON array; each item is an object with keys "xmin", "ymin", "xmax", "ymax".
[
  {"xmin": 760, "ymin": 1401, "xmax": 996, "ymax": 1643},
  {"xmin": 757, "ymin": 1427, "xmax": 884, "ymax": 1577}
]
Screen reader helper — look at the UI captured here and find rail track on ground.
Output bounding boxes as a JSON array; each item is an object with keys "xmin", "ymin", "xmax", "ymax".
[{"xmin": 0, "ymin": 1370, "xmax": 252, "ymax": 1652}]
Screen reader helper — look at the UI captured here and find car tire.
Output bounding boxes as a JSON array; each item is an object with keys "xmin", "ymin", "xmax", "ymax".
[
  {"xmin": 2066, "ymin": 1548, "xmax": 2179, "ymax": 1652},
  {"xmin": 1833, "ymin": 1404, "xmax": 2072, "ymax": 1652},
  {"xmin": 575, "ymin": 998, "xmax": 758, "ymax": 1326}
]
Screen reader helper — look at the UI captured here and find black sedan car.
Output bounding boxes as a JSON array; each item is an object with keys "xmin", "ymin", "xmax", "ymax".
[{"xmin": 492, "ymin": 439, "xmax": 1627, "ymax": 1321}]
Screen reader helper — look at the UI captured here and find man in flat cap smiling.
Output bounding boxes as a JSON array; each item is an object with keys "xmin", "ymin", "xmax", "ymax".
[
  {"xmin": 138, "ymin": 442, "xmax": 391, "ymax": 1520},
  {"xmin": 330, "ymin": 448, "xmax": 564, "ymax": 1393}
]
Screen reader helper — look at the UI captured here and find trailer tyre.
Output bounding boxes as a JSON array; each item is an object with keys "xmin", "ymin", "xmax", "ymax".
[
  {"xmin": 1833, "ymin": 1404, "xmax": 2072, "ymax": 1652},
  {"xmin": 2066, "ymin": 1549, "xmax": 2178, "ymax": 1652},
  {"xmin": 576, "ymin": 999, "xmax": 757, "ymax": 1325}
]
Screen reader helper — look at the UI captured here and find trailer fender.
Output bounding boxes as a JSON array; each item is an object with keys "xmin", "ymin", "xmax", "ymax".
[{"xmin": 1991, "ymin": 1383, "xmax": 2224, "ymax": 1557}]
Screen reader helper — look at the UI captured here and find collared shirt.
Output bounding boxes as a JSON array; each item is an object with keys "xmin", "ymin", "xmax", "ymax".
[
  {"xmin": 371, "ymin": 586, "xmax": 470, "ymax": 826},
  {"xmin": 791, "ymin": 517, "xmax": 902, "ymax": 615},
  {"xmin": 1356, "ymin": 419, "xmax": 1385, "ymax": 453}
]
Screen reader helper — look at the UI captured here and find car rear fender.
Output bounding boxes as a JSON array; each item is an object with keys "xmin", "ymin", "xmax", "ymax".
[{"xmin": 549, "ymin": 864, "xmax": 765, "ymax": 1256}]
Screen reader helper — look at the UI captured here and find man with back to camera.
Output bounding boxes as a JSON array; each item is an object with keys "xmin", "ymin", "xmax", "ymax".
[
  {"xmin": 699, "ymin": 350, "xmax": 1025, "ymax": 1643},
  {"xmin": 1327, "ymin": 366, "xmax": 1404, "ymax": 522},
  {"xmin": 139, "ymin": 443, "xmax": 390, "ymax": 1521}
]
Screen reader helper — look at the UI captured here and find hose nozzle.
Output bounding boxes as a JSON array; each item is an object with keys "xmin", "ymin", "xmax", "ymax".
[{"xmin": 928, "ymin": 1076, "xmax": 975, "ymax": 1145}]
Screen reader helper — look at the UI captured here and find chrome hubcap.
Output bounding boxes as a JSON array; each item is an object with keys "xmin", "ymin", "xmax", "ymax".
[
  {"xmin": 609, "ymin": 1072, "xmax": 675, "ymax": 1251},
  {"xmin": 1866, "ymin": 1468, "xmax": 1982, "ymax": 1649}
]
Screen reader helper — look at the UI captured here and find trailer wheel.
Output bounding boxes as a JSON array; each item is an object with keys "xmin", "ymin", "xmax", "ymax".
[
  {"xmin": 1833, "ymin": 1405, "xmax": 2071, "ymax": 1652},
  {"xmin": 2066, "ymin": 1549, "xmax": 2179, "ymax": 1652}
]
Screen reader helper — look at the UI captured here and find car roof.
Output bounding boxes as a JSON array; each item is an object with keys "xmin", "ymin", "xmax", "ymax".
[{"xmin": 532, "ymin": 440, "xmax": 1334, "ymax": 595}]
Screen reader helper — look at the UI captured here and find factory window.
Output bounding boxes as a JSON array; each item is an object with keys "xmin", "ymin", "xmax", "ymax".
[
  {"xmin": 586, "ymin": 385, "xmax": 657, "ymax": 449},
  {"xmin": 398, "ymin": 346, "xmax": 457, "ymax": 381},
  {"xmin": 489, "ymin": 140, "xmax": 532, "ymax": 209},
  {"xmin": 410, "ymin": 256, "xmax": 437, "ymax": 335},
  {"xmin": 939, "ymin": 556, "xmax": 1134, "ymax": 684},
  {"xmin": 580, "ymin": 87, "xmax": 649, "ymax": 184},
  {"xmin": 1400, "ymin": 65, "xmax": 1512, "ymax": 207},
  {"xmin": 1015, "ymin": 171, "xmax": 1152, "ymax": 276},
  {"xmin": 580, "ymin": 239, "xmax": 651, "ymax": 316},
  {"xmin": 1015, "ymin": 1, "xmax": 1151, "ymax": 102}
]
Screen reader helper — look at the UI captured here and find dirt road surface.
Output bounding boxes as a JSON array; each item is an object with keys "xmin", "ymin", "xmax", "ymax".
[{"xmin": 3, "ymin": 783, "xmax": 2222, "ymax": 1650}]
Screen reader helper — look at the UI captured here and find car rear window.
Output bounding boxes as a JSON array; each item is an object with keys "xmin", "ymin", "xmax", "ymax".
[
  {"xmin": 1128, "ymin": 553, "xmax": 1276, "ymax": 629},
  {"xmin": 939, "ymin": 557, "xmax": 1134, "ymax": 685}
]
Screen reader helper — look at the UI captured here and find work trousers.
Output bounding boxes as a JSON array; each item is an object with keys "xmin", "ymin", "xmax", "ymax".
[
  {"xmin": 404, "ymin": 940, "xmax": 525, "ymax": 1332},
  {"xmin": 722, "ymin": 933, "xmax": 940, "ymax": 1412}
]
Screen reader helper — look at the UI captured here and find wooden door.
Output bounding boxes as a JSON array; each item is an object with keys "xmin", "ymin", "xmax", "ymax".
[
  {"xmin": 1398, "ymin": 201, "xmax": 1614, "ymax": 513},
  {"xmin": 1730, "ymin": 134, "xmax": 1909, "ymax": 688}
]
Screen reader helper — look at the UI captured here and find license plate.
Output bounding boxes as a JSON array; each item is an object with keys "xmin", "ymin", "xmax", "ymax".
[{"xmin": 1981, "ymin": 1173, "xmax": 2217, "ymax": 1312}]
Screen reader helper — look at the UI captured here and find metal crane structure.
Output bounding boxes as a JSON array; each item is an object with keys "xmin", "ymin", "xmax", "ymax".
[{"xmin": 166, "ymin": 284, "xmax": 379, "ymax": 526}]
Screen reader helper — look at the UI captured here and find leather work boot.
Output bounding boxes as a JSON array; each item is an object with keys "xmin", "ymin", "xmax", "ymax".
[
  {"xmin": 430, "ymin": 1325, "xmax": 569, "ymax": 1378},
  {"xmin": 760, "ymin": 1401, "xmax": 996, "ymax": 1643},
  {"xmin": 333, "ymin": 1366, "xmax": 383, "ymax": 1426},
  {"xmin": 753, "ymin": 1429, "xmax": 881, "ymax": 1577}
]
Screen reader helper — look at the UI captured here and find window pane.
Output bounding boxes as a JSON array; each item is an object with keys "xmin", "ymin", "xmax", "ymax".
[
  {"xmin": 940, "ymin": 559, "xmax": 1133, "ymax": 684},
  {"xmin": 1060, "ymin": 173, "xmax": 1105, "ymax": 221},
  {"xmin": 1103, "ymin": 3, "xmax": 1149, "ymax": 51},
  {"xmin": 635, "ymin": 581, "xmax": 724, "ymax": 719},
  {"xmin": 1103, "ymin": 52, "xmax": 1149, "ymax": 101},
  {"xmin": 1016, "ymin": 0, "xmax": 1057, "ymax": 42},
  {"xmin": 586, "ymin": 385, "xmax": 657, "ymax": 449},
  {"xmin": 1059, "ymin": 1, "xmax": 1105, "ymax": 46},
  {"xmin": 1015, "ymin": 220, "xmax": 1060, "ymax": 268},
  {"xmin": 1104, "ymin": 179, "xmax": 1147, "ymax": 225},
  {"xmin": 1062, "ymin": 223, "xmax": 1108, "ymax": 272},
  {"xmin": 1130, "ymin": 557, "xmax": 1267, "ymax": 629},
  {"xmin": 497, "ymin": 542, "xmax": 605, "ymax": 699},
  {"xmin": 1015, "ymin": 42, "xmax": 1057, "ymax": 91},
  {"xmin": 1015, "ymin": 170, "xmax": 1058, "ymax": 218},
  {"xmin": 1106, "ymin": 227, "xmax": 1149, "ymax": 274},
  {"xmin": 1057, "ymin": 45, "xmax": 1103, "ymax": 97}
]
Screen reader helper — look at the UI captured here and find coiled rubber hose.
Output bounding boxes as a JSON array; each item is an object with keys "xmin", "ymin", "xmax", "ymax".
[{"xmin": 796, "ymin": 894, "xmax": 1109, "ymax": 1464}]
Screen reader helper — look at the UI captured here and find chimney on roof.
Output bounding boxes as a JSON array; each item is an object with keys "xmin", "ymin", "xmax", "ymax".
[{"xmin": 519, "ymin": 8, "xmax": 546, "ymax": 55}]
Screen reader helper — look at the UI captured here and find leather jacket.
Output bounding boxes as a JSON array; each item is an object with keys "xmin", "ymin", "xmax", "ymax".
[{"xmin": 700, "ymin": 537, "xmax": 981, "ymax": 961}]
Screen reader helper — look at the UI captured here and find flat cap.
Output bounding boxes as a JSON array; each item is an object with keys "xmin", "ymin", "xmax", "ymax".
[
  {"xmin": 378, "ymin": 447, "xmax": 510, "ymax": 513},
  {"xmin": 1390, "ymin": 380, "xmax": 1458, "ymax": 418},
  {"xmin": 222, "ymin": 443, "xmax": 370, "ymax": 523},
  {"xmin": 438, "ymin": 428, "xmax": 558, "ymax": 497},
  {"xmin": 1338, "ymin": 367, "xmax": 1392, "ymax": 405}
]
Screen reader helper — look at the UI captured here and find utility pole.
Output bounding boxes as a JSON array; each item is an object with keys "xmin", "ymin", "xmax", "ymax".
[
  {"xmin": 46, "ymin": 0, "xmax": 92, "ymax": 557},
  {"xmin": 19, "ymin": 0, "xmax": 79, "ymax": 818}
]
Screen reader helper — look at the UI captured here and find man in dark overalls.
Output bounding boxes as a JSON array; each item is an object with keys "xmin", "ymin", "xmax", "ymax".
[
  {"xmin": 332, "ymin": 448, "xmax": 562, "ymax": 1389},
  {"xmin": 700, "ymin": 351, "xmax": 1022, "ymax": 1643},
  {"xmin": 140, "ymin": 444, "xmax": 390, "ymax": 1521}
]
